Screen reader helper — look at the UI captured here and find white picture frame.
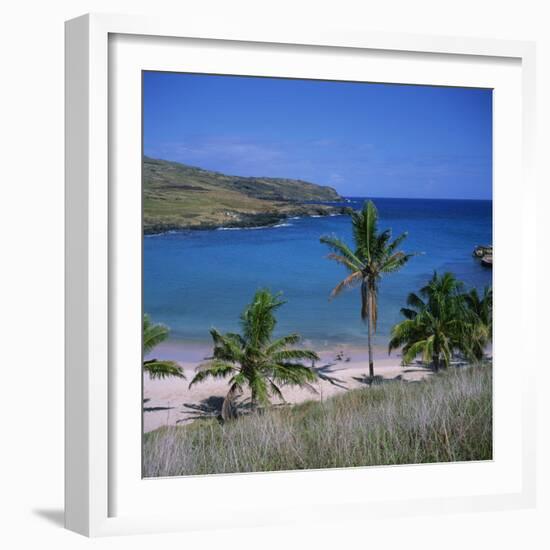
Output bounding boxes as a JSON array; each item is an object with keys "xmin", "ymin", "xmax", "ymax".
[{"xmin": 65, "ymin": 13, "xmax": 537, "ymax": 537}]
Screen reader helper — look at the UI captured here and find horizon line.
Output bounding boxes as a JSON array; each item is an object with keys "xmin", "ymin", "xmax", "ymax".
[{"xmin": 346, "ymin": 195, "xmax": 492, "ymax": 201}]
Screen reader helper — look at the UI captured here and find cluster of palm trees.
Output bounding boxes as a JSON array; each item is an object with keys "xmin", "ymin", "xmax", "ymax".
[
  {"xmin": 321, "ymin": 200, "xmax": 492, "ymax": 374},
  {"xmin": 388, "ymin": 272, "xmax": 492, "ymax": 371},
  {"xmin": 143, "ymin": 199, "xmax": 492, "ymax": 417}
]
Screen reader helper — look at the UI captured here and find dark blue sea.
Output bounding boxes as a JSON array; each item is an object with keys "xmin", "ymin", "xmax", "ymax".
[{"xmin": 144, "ymin": 198, "xmax": 492, "ymax": 347}]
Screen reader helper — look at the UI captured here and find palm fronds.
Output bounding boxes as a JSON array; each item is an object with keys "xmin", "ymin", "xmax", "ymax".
[
  {"xmin": 389, "ymin": 272, "xmax": 493, "ymax": 370},
  {"xmin": 190, "ymin": 289, "xmax": 320, "ymax": 419},
  {"xmin": 143, "ymin": 314, "xmax": 185, "ymax": 380},
  {"xmin": 143, "ymin": 359, "xmax": 185, "ymax": 380},
  {"xmin": 143, "ymin": 314, "xmax": 169, "ymax": 355}
]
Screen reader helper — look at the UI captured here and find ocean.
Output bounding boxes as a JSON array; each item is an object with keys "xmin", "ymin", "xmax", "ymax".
[{"xmin": 143, "ymin": 198, "xmax": 492, "ymax": 348}]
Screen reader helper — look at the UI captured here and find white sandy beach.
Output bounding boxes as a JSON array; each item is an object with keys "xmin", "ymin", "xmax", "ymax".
[{"xmin": 143, "ymin": 342, "xmax": 432, "ymax": 433}]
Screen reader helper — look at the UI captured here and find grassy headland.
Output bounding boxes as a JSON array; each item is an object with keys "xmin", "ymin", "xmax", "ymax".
[
  {"xmin": 143, "ymin": 157, "xmax": 350, "ymax": 233},
  {"xmin": 143, "ymin": 363, "xmax": 492, "ymax": 477}
]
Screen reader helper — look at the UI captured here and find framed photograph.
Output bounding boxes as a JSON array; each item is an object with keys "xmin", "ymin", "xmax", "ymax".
[{"xmin": 65, "ymin": 13, "xmax": 537, "ymax": 536}]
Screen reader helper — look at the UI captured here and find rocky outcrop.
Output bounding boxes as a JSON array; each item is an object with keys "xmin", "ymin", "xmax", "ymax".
[{"xmin": 473, "ymin": 245, "xmax": 493, "ymax": 268}]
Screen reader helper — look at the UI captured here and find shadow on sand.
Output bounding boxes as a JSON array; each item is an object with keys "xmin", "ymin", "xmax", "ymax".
[
  {"xmin": 178, "ymin": 395, "xmax": 254, "ymax": 423},
  {"xmin": 143, "ymin": 398, "xmax": 175, "ymax": 412},
  {"xmin": 352, "ymin": 365, "xmax": 432, "ymax": 386},
  {"xmin": 177, "ymin": 363, "xmax": 350, "ymax": 422},
  {"xmin": 313, "ymin": 362, "xmax": 348, "ymax": 389}
]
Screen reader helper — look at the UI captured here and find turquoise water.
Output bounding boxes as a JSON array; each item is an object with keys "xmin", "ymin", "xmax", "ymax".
[{"xmin": 144, "ymin": 198, "xmax": 492, "ymax": 347}]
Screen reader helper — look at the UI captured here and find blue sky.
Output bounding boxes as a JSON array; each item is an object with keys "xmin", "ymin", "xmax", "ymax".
[{"xmin": 143, "ymin": 72, "xmax": 492, "ymax": 200}]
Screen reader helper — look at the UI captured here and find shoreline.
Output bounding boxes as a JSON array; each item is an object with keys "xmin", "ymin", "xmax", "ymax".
[
  {"xmin": 143, "ymin": 340, "xmax": 432, "ymax": 433},
  {"xmin": 148, "ymin": 338, "xmax": 396, "ymax": 361},
  {"xmin": 144, "ymin": 204, "xmax": 352, "ymax": 235}
]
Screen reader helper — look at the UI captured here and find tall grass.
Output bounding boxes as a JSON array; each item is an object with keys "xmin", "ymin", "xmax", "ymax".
[{"xmin": 143, "ymin": 364, "xmax": 492, "ymax": 477}]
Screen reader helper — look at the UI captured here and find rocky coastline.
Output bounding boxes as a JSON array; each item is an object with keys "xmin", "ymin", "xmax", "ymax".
[{"xmin": 144, "ymin": 204, "xmax": 352, "ymax": 235}]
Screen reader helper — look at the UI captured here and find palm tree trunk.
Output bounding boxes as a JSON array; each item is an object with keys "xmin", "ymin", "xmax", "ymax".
[
  {"xmin": 363, "ymin": 281, "xmax": 374, "ymax": 380},
  {"xmin": 250, "ymin": 391, "xmax": 256, "ymax": 412},
  {"xmin": 432, "ymin": 354, "xmax": 440, "ymax": 372},
  {"xmin": 367, "ymin": 315, "xmax": 374, "ymax": 379}
]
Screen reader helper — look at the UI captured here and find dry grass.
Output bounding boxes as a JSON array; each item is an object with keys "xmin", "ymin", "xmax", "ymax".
[{"xmin": 143, "ymin": 364, "xmax": 492, "ymax": 477}]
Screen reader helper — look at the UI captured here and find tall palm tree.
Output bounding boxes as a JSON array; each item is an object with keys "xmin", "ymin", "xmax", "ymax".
[
  {"xmin": 320, "ymin": 200, "xmax": 415, "ymax": 379},
  {"xmin": 189, "ymin": 289, "xmax": 319, "ymax": 419},
  {"xmin": 143, "ymin": 314, "xmax": 185, "ymax": 379},
  {"xmin": 388, "ymin": 272, "xmax": 467, "ymax": 371}
]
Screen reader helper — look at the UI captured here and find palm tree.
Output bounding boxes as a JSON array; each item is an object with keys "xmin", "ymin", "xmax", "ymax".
[
  {"xmin": 388, "ymin": 272, "xmax": 467, "ymax": 371},
  {"xmin": 320, "ymin": 200, "xmax": 415, "ymax": 379},
  {"xmin": 143, "ymin": 314, "xmax": 185, "ymax": 379},
  {"xmin": 462, "ymin": 286, "xmax": 493, "ymax": 362},
  {"xmin": 189, "ymin": 289, "xmax": 319, "ymax": 419}
]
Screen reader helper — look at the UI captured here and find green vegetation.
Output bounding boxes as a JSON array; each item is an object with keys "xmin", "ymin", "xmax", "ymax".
[
  {"xmin": 144, "ymin": 157, "xmax": 348, "ymax": 233},
  {"xmin": 143, "ymin": 314, "xmax": 185, "ymax": 379},
  {"xmin": 388, "ymin": 272, "xmax": 492, "ymax": 370},
  {"xmin": 321, "ymin": 200, "xmax": 416, "ymax": 379},
  {"xmin": 463, "ymin": 286, "xmax": 493, "ymax": 361},
  {"xmin": 143, "ymin": 364, "xmax": 492, "ymax": 476},
  {"xmin": 189, "ymin": 289, "xmax": 319, "ymax": 419}
]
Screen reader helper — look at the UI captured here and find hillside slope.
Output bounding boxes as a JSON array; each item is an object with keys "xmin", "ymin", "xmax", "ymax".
[{"xmin": 143, "ymin": 157, "xmax": 348, "ymax": 233}]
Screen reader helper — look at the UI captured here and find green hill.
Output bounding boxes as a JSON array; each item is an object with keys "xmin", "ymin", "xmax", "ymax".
[{"xmin": 143, "ymin": 157, "xmax": 348, "ymax": 233}]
